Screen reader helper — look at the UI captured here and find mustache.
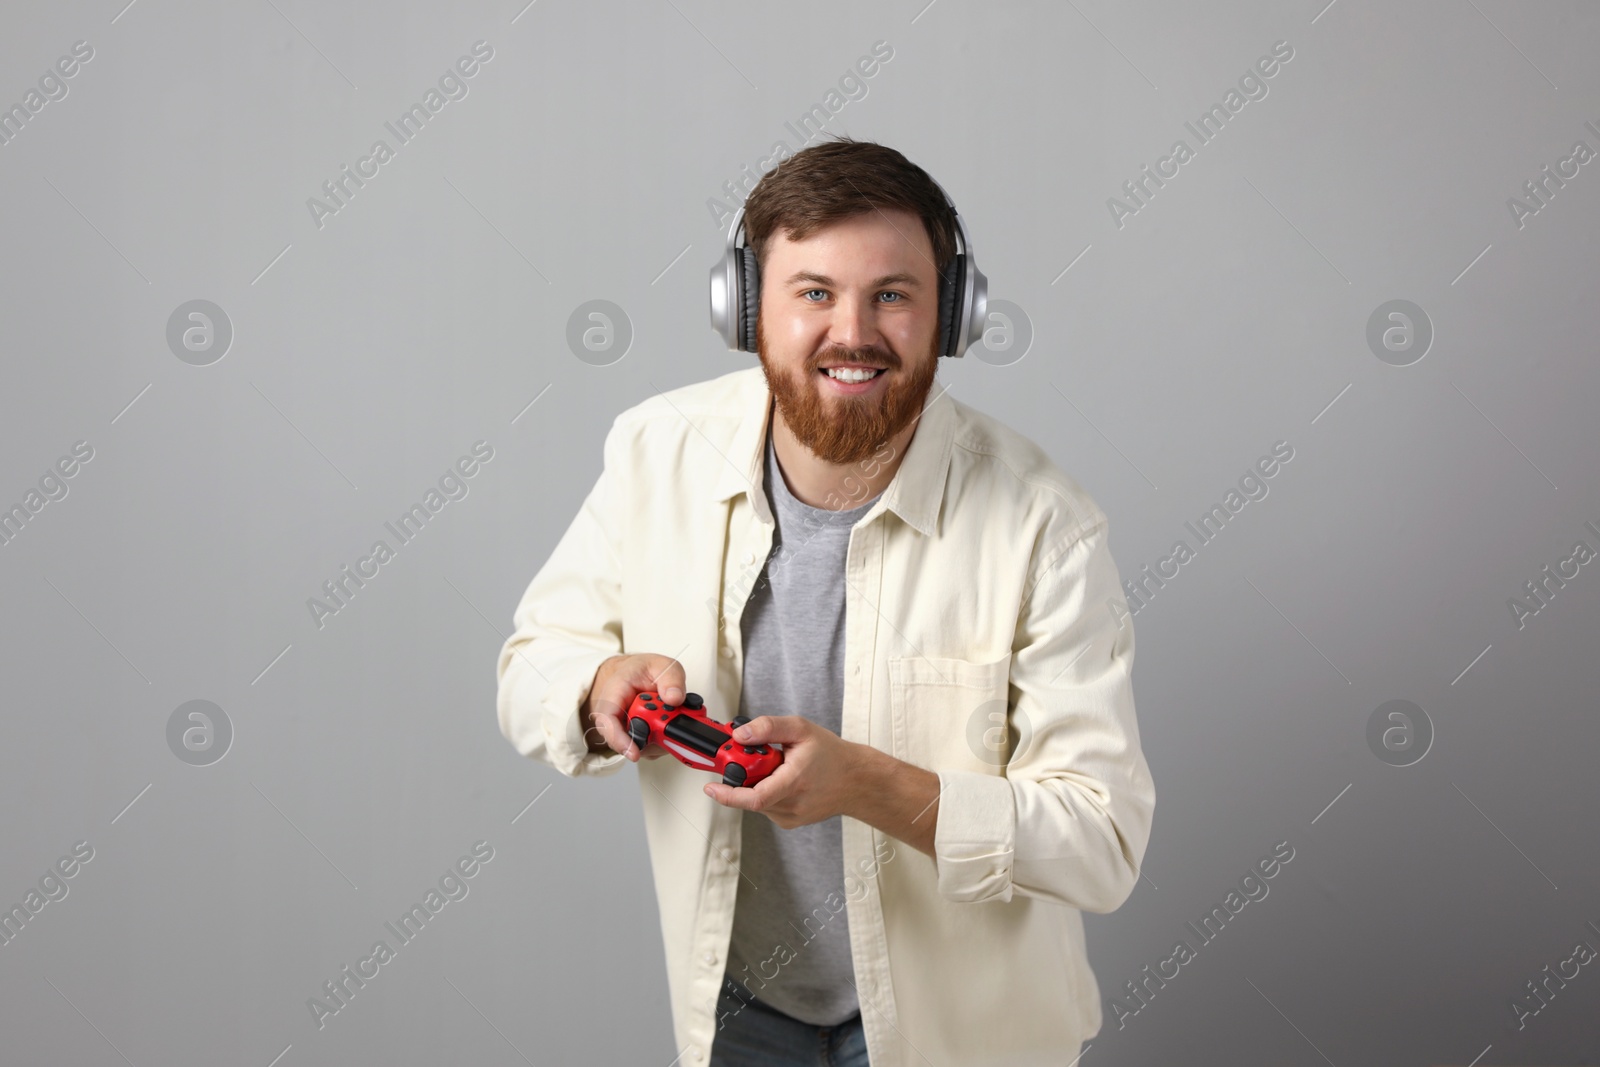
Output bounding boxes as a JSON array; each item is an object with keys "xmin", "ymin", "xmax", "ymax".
[{"xmin": 810, "ymin": 347, "xmax": 899, "ymax": 370}]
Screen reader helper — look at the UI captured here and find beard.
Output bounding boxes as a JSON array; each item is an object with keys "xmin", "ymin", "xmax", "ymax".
[{"xmin": 755, "ymin": 312, "xmax": 940, "ymax": 466}]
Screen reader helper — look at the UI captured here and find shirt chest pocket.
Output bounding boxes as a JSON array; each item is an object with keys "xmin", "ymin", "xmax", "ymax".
[{"xmin": 888, "ymin": 652, "xmax": 1015, "ymax": 775}]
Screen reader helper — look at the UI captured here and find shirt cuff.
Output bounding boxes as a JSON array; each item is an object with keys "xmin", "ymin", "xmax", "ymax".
[
  {"xmin": 933, "ymin": 769, "xmax": 1017, "ymax": 903},
  {"xmin": 543, "ymin": 652, "xmax": 628, "ymax": 778}
]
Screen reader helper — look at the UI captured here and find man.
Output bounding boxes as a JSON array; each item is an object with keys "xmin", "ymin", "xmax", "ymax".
[{"xmin": 497, "ymin": 137, "xmax": 1155, "ymax": 1066}]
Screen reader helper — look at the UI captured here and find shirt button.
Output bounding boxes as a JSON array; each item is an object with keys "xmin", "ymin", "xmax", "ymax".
[
  {"xmin": 720, "ymin": 847, "xmax": 736, "ymax": 864},
  {"xmin": 703, "ymin": 951, "xmax": 716, "ymax": 966},
  {"xmin": 742, "ymin": 551, "xmax": 757, "ymax": 565},
  {"xmin": 722, "ymin": 646, "xmax": 735, "ymax": 659}
]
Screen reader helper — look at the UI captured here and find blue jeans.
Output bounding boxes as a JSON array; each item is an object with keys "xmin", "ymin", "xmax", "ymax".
[{"xmin": 710, "ymin": 973, "xmax": 870, "ymax": 1067}]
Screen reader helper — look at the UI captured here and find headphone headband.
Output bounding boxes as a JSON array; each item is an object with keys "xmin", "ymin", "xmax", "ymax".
[{"xmin": 709, "ymin": 179, "xmax": 987, "ymax": 358}]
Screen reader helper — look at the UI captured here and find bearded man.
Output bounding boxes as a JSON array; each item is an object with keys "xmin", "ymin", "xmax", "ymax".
[{"xmin": 497, "ymin": 136, "xmax": 1155, "ymax": 1067}]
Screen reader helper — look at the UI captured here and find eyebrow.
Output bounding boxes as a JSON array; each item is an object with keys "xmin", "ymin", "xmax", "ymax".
[{"xmin": 781, "ymin": 270, "xmax": 924, "ymax": 290}]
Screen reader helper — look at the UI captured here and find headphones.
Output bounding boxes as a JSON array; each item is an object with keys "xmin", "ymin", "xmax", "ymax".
[{"xmin": 708, "ymin": 179, "xmax": 987, "ymax": 359}]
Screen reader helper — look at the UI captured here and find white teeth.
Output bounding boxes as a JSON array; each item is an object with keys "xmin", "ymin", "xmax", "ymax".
[{"xmin": 824, "ymin": 367, "xmax": 882, "ymax": 383}]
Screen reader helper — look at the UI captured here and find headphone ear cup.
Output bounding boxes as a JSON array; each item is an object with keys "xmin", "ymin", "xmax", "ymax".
[
  {"xmin": 739, "ymin": 246, "xmax": 761, "ymax": 352},
  {"xmin": 936, "ymin": 255, "xmax": 964, "ymax": 359}
]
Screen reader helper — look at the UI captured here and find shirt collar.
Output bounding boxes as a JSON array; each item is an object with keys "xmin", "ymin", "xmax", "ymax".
[{"xmin": 711, "ymin": 371, "xmax": 956, "ymax": 538}]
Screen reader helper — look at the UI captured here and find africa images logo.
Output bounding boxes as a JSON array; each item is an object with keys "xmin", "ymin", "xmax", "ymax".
[
  {"xmin": 0, "ymin": 39, "xmax": 95, "ymax": 149},
  {"xmin": 705, "ymin": 40, "xmax": 895, "ymax": 230},
  {"xmin": 1106, "ymin": 39, "xmax": 1295, "ymax": 229},
  {"xmin": 306, "ymin": 441, "xmax": 494, "ymax": 629},
  {"xmin": 306, "ymin": 841, "xmax": 494, "ymax": 1030},
  {"xmin": 1108, "ymin": 840, "xmax": 1296, "ymax": 1030},
  {"xmin": 305, "ymin": 41, "xmax": 494, "ymax": 230},
  {"xmin": 1109, "ymin": 440, "xmax": 1295, "ymax": 626}
]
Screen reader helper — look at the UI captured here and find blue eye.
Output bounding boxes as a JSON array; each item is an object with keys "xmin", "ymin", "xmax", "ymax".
[
  {"xmin": 880, "ymin": 292, "xmax": 903, "ymax": 303},
  {"xmin": 803, "ymin": 289, "xmax": 828, "ymax": 301}
]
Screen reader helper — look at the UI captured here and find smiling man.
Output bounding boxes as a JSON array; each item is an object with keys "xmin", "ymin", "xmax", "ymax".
[{"xmin": 497, "ymin": 137, "xmax": 1155, "ymax": 1067}]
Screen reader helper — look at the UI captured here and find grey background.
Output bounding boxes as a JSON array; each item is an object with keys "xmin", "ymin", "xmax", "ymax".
[{"xmin": 1, "ymin": 1, "xmax": 1596, "ymax": 1064}]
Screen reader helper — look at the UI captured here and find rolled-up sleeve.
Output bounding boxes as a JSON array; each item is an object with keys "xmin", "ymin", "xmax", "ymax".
[
  {"xmin": 933, "ymin": 516, "xmax": 1155, "ymax": 912},
  {"xmin": 496, "ymin": 417, "xmax": 631, "ymax": 779}
]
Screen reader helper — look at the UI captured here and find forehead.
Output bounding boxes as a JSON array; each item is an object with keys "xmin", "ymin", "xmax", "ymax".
[{"xmin": 763, "ymin": 208, "xmax": 936, "ymax": 282}]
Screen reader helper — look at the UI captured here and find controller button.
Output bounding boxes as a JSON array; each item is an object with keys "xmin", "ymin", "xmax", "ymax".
[
  {"xmin": 643, "ymin": 702, "xmax": 658, "ymax": 711},
  {"xmin": 685, "ymin": 693, "xmax": 704, "ymax": 709},
  {"xmin": 722, "ymin": 763, "xmax": 747, "ymax": 788},
  {"xmin": 731, "ymin": 715, "xmax": 751, "ymax": 729}
]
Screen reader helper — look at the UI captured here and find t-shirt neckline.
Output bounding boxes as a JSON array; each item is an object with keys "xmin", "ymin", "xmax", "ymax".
[{"xmin": 764, "ymin": 424, "xmax": 883, "ymax": 525}]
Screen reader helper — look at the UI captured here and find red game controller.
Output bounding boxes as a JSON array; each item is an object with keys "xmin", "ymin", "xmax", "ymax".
[{"xmin": 624, "ymin": 690, "xmax": 783, "ymax": 788}]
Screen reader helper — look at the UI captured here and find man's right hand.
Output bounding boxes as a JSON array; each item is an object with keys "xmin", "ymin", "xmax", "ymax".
[{"xmin": 581, "ymin": 653, "xmax": 688, "ymax": 761}]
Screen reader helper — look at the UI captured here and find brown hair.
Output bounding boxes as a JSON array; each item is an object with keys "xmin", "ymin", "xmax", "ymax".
[{"xmin": 741, "ymin": 135, "xmax": 957, "ymax": 283}]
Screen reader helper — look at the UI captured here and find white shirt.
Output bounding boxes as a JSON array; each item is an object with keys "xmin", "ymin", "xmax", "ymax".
[{"xmin": 497, "ymin": 365, "xmax": 1156, "ymax": 1065}]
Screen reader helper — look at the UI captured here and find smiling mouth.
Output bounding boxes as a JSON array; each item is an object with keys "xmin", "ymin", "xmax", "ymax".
[{"xmin": 819, "ymin": 366, "xmax": 887, "ymax": 383}]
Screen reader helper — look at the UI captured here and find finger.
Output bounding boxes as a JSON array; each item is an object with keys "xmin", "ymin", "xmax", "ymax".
[
  {"xmin": 614, "ymin": 724, "xmax": 640, "ymax": 761},
  {"xmin": 582, "ymin": 719, "xmax": 612, "ymax": 756},
  {"xmin": 733, "ymin": 715, "xmax": 799, "ymax": 744},
  {"xmin": 589, "ymin": 659, "xmax": 634, "ymax": 734},
  {"xmin": 594, "ymin": 708, "xmax": 639, "ymax": 762},
  {"xmin": 706, "ymin": 771, "xmax": 787, "ymax": 810},
  {"xmin": 641, "ymin": 653, "xmax": 687, "ymax": 706},
  {"xmin": 598, "ymin": 716, "xmax": 627, "ymax": 758},
  {"xmin": 589, "ymin": 692, "xmax": 641, "ymax": 761},
  {"xmin": 705, "ymin": 781, "xmax": 760, "ymax": 809}
]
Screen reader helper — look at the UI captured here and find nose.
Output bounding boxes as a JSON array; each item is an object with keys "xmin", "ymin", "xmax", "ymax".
[{"xmin": 826, "ymin": 292, "xmax": 878, "ymax": 353}]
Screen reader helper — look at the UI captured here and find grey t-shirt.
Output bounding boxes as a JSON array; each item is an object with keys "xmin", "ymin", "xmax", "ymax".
[{"xmin": 722, "ymin": 425, "xmax": 882, "ymax": 1027}]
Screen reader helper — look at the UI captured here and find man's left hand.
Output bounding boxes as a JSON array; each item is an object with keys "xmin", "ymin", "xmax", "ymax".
[{"xmin": 702, "ymin": 716, "xmax": 861, "ymax": 829}]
